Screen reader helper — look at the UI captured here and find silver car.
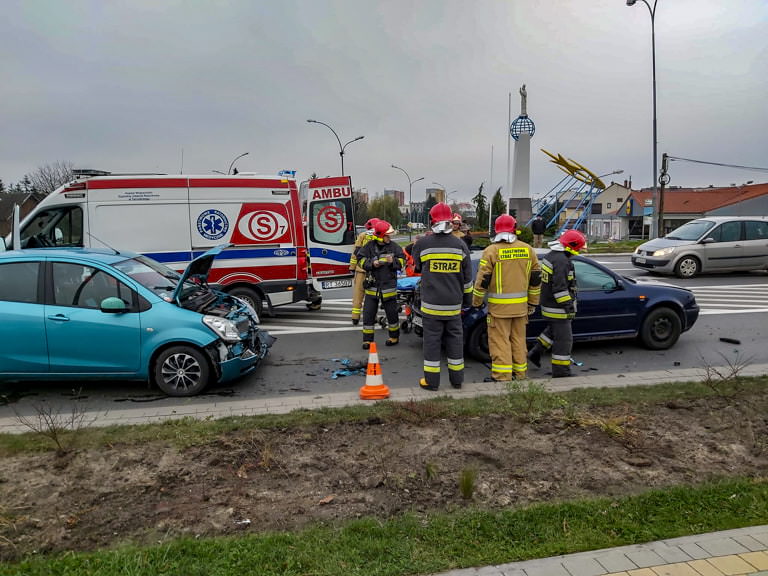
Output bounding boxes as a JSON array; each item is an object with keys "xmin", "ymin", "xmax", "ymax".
[{"xmin": 631, "ymin": 216, "xmax": 768, "ymax": 278}]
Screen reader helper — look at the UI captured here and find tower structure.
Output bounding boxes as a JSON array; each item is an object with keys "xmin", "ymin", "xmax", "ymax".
[{"xmin": 509, "ymin": 84, "xmax": 535, "ymax": 224}]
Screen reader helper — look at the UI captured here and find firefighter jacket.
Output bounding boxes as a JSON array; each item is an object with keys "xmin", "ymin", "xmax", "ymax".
[
  {"xmin": 472, "ymin": 238, "xmax": 541, "ymax": 318},
  {"xmin": 349, "ymin": 231, "xmax": 374, "ymax": 272},
  {"xmin": 539, "ymin": 248, "xmax": 577, "ymax": 319},
  {"xmin": 358, "ymin": 239, "xmax": 405, "ymax": 295},
  {"xmin": 412, "ymin": 232, "xmax": 473, "ymax": 317}
]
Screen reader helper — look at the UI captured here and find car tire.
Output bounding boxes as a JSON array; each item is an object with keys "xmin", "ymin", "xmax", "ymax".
[
  {"xmin": 466, "ymin": 320, "xmax": 491, "ymax": 363},
  {"xmin": 674, "ymin": 256, "xmax": 700, "ymax": 279},
  {"xmin": 228, "ymin": 286, "xmax": 264, "ymax": 317},
  {"xmin": 639, "ymin": 307, "xmax": 682, "ymax": 350},
  {"xmin": 153, "ymin": 346, "xmax": 211, "ymax": 396}
]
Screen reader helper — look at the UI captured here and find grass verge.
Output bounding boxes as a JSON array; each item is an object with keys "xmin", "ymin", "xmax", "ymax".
[
  {"xmin": 4, "ymin": 477, "xmax": 767, "ymax": 576},
  {"xmin": 1, "ymin": 377, "xmax": 766, "ymax": 455}
]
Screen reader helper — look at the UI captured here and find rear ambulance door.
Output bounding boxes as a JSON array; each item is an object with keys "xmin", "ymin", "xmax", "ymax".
[{"xmin": 306, "ymin": 176, "xmax": 356, "ymax": 290}]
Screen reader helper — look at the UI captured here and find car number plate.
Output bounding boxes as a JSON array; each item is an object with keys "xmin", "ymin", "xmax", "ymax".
[
  {"xmin": 635, "ymin": 257, "xmax": 646, "ymax": 264},
  {"xmin": 321, "ymin": 278, "xmax": 353, "ymax": 289},
  {"xmin": 413, "ymin": 314, "xmax": 422, "ymax": 327}
]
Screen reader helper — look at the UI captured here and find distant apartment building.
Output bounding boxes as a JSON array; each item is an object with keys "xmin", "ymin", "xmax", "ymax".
[
  {"xmin": 383, "ymin": 188, "xmax": 405, "ymax": 206},
  {"xmin": 426, "ymin": 187, "xmax": 446, "ymax": 203},
  {"xmin": 353, "ymin": 188, "xmax": 369, "ymax": 204}
]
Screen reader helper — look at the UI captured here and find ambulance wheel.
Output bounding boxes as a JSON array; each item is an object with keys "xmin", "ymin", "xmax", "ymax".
[
  {"xmin": 414, "ymin": 325, "xmax": 423, "ymax": 337},
  {"xmin": 228, "ymin": 287, "xmax": 263, "ymax": 317},
  {"xmin": 153, "ymin": 346, "xmax": 210, "ymax": 397},
  {"xmin": 401, "ymin": 320, "xmax": 412, "ymax": 333}
]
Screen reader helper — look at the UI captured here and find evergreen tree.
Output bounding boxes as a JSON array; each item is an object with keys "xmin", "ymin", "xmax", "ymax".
[
  {"xmin": 0, "ymin": 179, "xmax": 5, "ymax": 193},
  {"xmin": 472, "ymin": 182, "xmax": 488, "ymax": 232}
]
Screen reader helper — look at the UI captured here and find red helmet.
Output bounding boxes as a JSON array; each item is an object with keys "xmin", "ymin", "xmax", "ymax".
[
  {"xmin": 494, "ymin": 214, "xmax": 517, "ymax": 234},
  {"xmin": 451, "ymin": 212, "xmax": 462, "ymax": 223},
  {"xmin": 373, "ymin": 220, "xmax": 394, "ymax": 238},
  {"xmin": 559, "ymin": 229, "xmax": 587, "ymax": 254},
  {"xmin": 365, "ymin": 218, "xmax": 380, "ymax": 230},
  {"xmin": 429, "ymin": 202, "xmax": 452, "ymax": 225}
]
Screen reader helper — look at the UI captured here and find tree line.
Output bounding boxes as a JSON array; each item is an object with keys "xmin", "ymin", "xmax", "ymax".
[{"xmin": 0, "ymin": 161, "xmax": 75, "ymax": 195}]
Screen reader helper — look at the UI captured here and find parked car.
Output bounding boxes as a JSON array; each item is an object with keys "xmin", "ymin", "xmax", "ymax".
[
  {"xmin": 631, "ymin": 216, "xmax": 768, "ymax": 278},
  {"xmin": 0, "ymin": 243, "xmax": 274, "ymax": 396},
  {"xmin": 411, "ymin": 255, "xmax": 699, "ymax": 362}
]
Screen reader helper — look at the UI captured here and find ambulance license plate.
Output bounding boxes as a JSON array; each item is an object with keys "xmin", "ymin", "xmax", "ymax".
[{"xmin": 321, "ymin": 278, "xmax": 353, "ymax": 289}]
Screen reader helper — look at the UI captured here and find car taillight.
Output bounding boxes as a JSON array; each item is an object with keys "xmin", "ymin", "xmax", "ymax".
[{"xmin": 297, "ymin": 247, "xmax": 308, "ymax": 280}]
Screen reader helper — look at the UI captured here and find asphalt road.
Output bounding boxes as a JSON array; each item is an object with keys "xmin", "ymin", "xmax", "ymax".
[{"xmin": 1, "ymin": 255, "xmax": 766, "ymax": 415}]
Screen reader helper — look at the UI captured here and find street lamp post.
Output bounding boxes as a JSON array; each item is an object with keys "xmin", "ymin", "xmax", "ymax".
[
  {"xmin": 392, "ymin": 164, "xmax": 423, "ymax": 240},
  {"xmin": 228, "ymin": 152, "xmax": 249, "ymax": 175},
  {"xmin": 626, "ymin": 0, "xmax": 659, "ymax": 238},
  {"xmin": 307, "ymin": 119, "xmax": 364, "ymax": 176}
]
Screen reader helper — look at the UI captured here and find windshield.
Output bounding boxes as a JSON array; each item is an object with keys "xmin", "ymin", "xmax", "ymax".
[
  {"xmin": 113, "ymin": 255, "xmax": 189, "ymax": 298},
  {"xmin": 665, "ymin": 220, "xmax": 715, "ymax": 241}
]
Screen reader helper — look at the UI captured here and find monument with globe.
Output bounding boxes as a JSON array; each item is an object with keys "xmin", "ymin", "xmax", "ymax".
[{"xmin": 509, "ymin": 84, "xmax": 535, "ymax": 224}]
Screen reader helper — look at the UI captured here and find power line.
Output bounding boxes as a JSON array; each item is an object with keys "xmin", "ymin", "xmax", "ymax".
[{"xmin": 668, "ymin": 156, "xmax": 768, "ymax": 173}]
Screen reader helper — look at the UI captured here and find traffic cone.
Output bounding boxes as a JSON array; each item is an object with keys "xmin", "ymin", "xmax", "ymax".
[{"xmin": 359, "ymin": 342, "xmax": 390, "ymax": 400}]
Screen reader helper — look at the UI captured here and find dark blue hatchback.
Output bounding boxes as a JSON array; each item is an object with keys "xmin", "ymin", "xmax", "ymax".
[{"xmin": 412, "ymin": 255, "xmax": 700, "ymax": 362}]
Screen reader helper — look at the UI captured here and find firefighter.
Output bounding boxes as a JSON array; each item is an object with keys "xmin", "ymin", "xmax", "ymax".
[
  {"xmin": 412, "ymin": 203, "xmax": 473, "ymax": 390},
  {"xmin": 471, "ymin": 214, "xmax": 541, "ymax": 382},
  {"xmin": 349, "ymin": 218, "xmax": 380, "ymax": 325},
  {"xmin": 358, "ymin": 220, "xmax": 405, "ymax": 349},
  {"xmin": 527, "ymin": 229, "xmax": 587, "ymax": 378}
]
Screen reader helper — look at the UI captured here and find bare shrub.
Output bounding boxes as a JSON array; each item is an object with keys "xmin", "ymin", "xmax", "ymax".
[{"xmin": 12, "ymin": 390, "xmax": 95, "ymax": 454}]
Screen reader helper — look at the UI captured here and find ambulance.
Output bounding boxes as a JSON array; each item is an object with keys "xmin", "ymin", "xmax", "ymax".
[{"xmin": 11, "ymin": 171, "xmax": 356, "ymax": 316}]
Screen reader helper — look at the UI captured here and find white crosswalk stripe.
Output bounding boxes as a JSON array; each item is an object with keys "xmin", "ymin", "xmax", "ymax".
[{"xmin": 689, "ymin": 284, "xmax": 768, "ymax": 315}]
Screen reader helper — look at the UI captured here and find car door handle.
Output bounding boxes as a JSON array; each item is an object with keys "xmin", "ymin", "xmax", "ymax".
[{"xmin": 47, "ymin": 314, "xmax": 70, "ymax": 322}]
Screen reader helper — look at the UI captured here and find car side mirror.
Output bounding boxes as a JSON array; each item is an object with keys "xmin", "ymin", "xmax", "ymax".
[
  {"xmin": 700, "ymin": 237, "xmax": 715, "ymax": 244},
  {"xmin": 100, "ymin": 296, "xmax": 128, "ymax": 313}
]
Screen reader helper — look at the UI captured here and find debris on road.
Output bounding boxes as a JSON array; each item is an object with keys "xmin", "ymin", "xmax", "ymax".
[{"xmin": 719, "ymin": 337, "xmax": 741, "ymax": 345}]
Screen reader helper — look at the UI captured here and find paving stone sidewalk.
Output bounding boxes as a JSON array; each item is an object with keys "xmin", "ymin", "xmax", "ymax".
[{"xmin": 429, "ymin": 525, "xmax": 768, "ymax": 576}]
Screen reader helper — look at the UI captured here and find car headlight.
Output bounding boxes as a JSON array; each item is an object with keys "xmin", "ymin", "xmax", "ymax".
[
  {"xmin": 634, "ymin": 247, "xmax": 642, "ymax": 255},
  {"xmin": 203, "ymin": 315, "xmax": 241, "ymax": 342},
  {"xmin": 652, "ymin": 247, "xmax": 676, "ymax": 257}
]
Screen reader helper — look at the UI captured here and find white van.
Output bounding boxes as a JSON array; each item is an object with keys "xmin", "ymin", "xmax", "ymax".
[
  {"xmin": 11, "ymin": 172, "xmax": 357, "ymax": 315},
  {"xmin": 631, "ymin": 216, "xmax": 768, "ymax": 278}
]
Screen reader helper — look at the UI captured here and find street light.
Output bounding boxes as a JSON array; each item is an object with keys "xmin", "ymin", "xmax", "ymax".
[
  {"xmin": 307, "ymin": 119, "xmax": 364, "ymax": 176},
  {"xmin": 432, "ymin": 181, "xmax": 447, "ymax": 204},
  {"xmin": 392, "ymin": 164, "xmax": 424, "ymax": 240},
  {"xmin": 625, "ymin": 0, "xmax": 659, "ymax": 238},
  {"xmin": 228, "ymin": 152, "xmax": 249, "ymax": 175}
]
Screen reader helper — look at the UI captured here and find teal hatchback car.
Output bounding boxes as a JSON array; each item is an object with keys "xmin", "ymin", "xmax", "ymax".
[{"xmin": 0, "ymin": 244, "xmax": 274, "ymax": 396}]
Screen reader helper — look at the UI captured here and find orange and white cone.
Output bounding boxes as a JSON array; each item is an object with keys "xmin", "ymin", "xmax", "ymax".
[{"xmin": 359, "ymin": 342, "xmax": 390, "ymax": 400}]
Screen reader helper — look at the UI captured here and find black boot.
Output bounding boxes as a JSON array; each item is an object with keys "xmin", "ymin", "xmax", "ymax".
[{"xmin": 527, "ymin": 345, "xmax": 543, "ymax": 368}]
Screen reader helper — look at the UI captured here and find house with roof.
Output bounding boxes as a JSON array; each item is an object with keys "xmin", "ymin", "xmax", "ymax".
[
  {"xmin": 0, "ymin": 192, "xmax": 46, "ymax": 238},
  {"xmin": 587, "ymin": 182, "xmax": 768, "ymax": 240}
]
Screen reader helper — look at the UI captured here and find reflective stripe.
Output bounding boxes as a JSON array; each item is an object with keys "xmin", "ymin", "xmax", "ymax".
[
  {"xmin": 542, "ymin": 311, "xmax": 568, "ymax": 319},
  {"xmin": 424, "ymin": 363, "xmax": 441, "ymax": 373},
  {"xmin": 447, "ymin": 357, "xmax": 464, "ymax": 366},
  {"xmin": 424, "ymin": 360, "xmax": 441, "ymax": 368},
  {"xmin": 421, "ymin": 301, "xmax": 462, "ymax": 312},
  {"xmin": 365, "ymin": 289, "xmax": 378, "ymax": 296},
  {"xmin": 479, "ymin": 259, "xmax": 488, "ymax": 267},
  {"xmin": 488, "ymin": 296, "xmax": 527, "ymax": 304},
  {"xmin": 421, "ymin": 306, "xmax": 461, "ymax": 317},
  {"xmin": 388, "ymin": 324, "xmax": 399, "ymax": 332},
  {"xmin": 448, "ymin": 363, "xmax": 464, "ymax": 371},
  {"xmin": 420, "ymin": 247, "xmax": 466, "ymax": 257},
  {"xmin": 351, "ymin": 307, "xmax": 361, "ymax": 314},
  {"xmin": 421, "ymin": 252, "xmax": 464, "ymax": 261},
  {"xmin": 528, "ymin": 287, "xmax": 541, "ymax": 295},
  {"xmin": 513, "ymin": 362, "xmax": 527, "ymax": 372},
  {"xmin": 362, "ymin": 328, "xmax": 375, "ymax": 334},
  {"xmin": 541, "ymin": 260, "xmax": 553, "ymax": 273},
  {"xmin": 359, "ymin": 258, "xmax": 367, "ymax": 267},
  {"xmin": 473, "ymin": 288, "xmax": 485, "ymax": 297},
  {"xmin": 538, "ymin": 333, "xmax": 553, "ymax": 347},
  {"xmin": 552, "ymin": 356, "xmax": 571, "ymax": 366},
  {"xmin": 491, "ymin": 364, "xmax": 513, "ymax": 373}
]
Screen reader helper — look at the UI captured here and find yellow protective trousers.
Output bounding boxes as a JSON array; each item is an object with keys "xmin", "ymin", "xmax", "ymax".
[{"xmin": 487, "ymin": 315, "xmax": 528, "ymax": 381}]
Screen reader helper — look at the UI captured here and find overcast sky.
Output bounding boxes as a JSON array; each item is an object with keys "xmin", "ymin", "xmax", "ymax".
[{"xmin": 2, "ymin": 0, "xmax": 767, "ymax": 202}]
